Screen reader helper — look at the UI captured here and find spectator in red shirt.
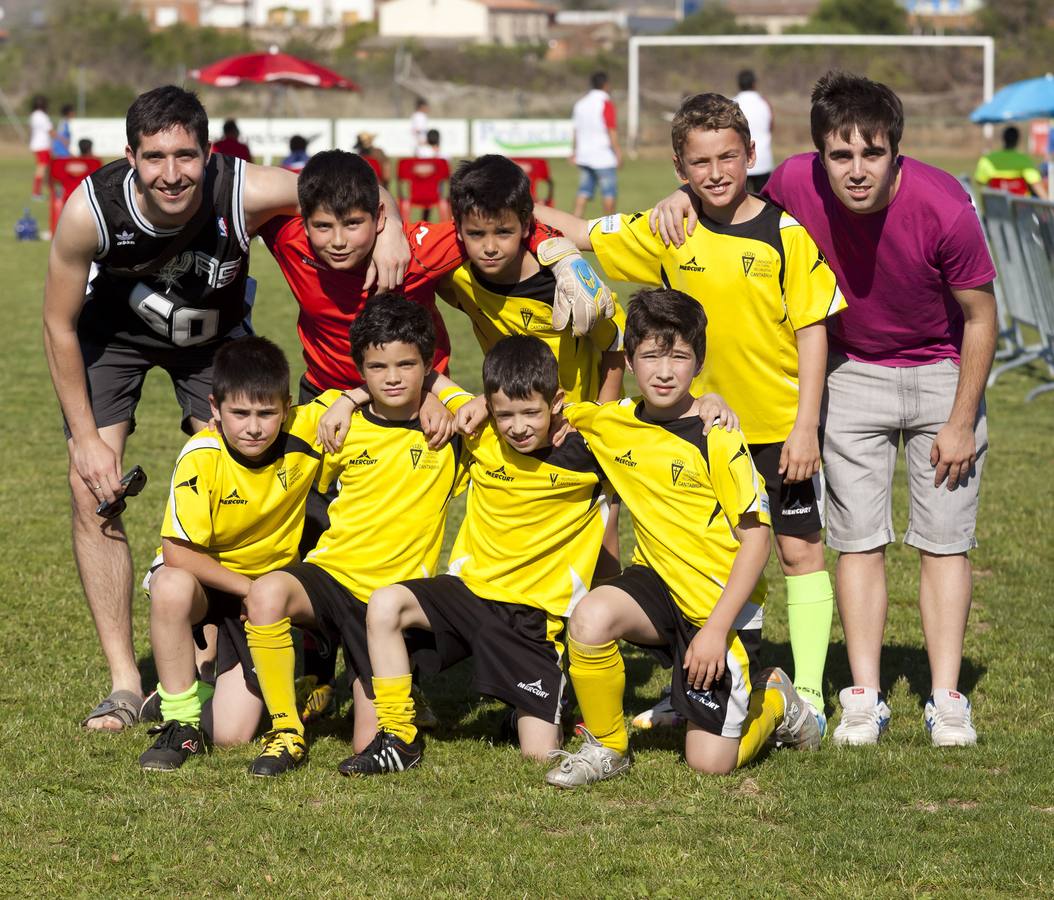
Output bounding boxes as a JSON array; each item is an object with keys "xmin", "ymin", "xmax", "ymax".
[{"xmin": 212, "ymin": 119, "xmax": 252, "ymax": 162}]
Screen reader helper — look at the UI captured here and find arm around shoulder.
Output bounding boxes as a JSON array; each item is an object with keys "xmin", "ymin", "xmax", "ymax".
[
  {"xmin": 533, "ymin": 205, "xmax": 593, "ymax": 251},
  {"xmin": 242, "ymin": 163, "xmax": 299, "ymax": 234}
]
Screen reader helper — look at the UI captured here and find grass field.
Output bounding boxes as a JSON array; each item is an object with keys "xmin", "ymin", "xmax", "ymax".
[{"xmin": 2, "ymin": 152, "xmax": 1053, "ymax": 897}]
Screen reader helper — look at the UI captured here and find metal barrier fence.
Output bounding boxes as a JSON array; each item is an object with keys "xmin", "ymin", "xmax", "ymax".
[{"xmin": 966, "ymin": 183, "xmax": 1054, "ymax": 402}]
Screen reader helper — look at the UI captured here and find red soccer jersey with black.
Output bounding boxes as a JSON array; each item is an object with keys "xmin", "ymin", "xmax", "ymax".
[{"xmin": 259, "ymin": 216, "xmax": 466, "ymax": 390}]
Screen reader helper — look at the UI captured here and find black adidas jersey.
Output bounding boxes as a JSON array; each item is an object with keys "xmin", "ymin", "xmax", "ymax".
[{"xmin": 79, "ymin": 154, "xmax": 252, "ymax": 349}]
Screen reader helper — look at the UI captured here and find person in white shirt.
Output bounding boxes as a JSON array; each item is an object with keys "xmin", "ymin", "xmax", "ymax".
[
  {"xmin": 572, "ymin": 72, "xmax": 621, "ymax": 217},
  {"xmin": 411, "ymin": 97, "xmax": 430, "ymax": 157},
  {"xmin": 733, "ymin": 69, "xmax": 774, "ymax": 193},
  {"xmin": 29, "ymin": 94, "xmax": 54, "ymax": 199}
]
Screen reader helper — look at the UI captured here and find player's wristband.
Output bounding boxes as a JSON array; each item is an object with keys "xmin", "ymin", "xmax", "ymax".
[{"xmin": 437, "ymin": 385, "xmax": 473, "ymax": 409}]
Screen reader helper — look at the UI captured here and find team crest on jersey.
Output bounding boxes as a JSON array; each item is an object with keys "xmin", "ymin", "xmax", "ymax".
[
  {"xmin": 742, "ymin": 254, "xmax": 774, "ymax": 278},
  {"xmin": 679, "ymin": 255, "xmax": 706, "ymax": 273},
  {"xmin": 276, "ymin": 464, "xmax": 303, "ymax": 491},
  {"xmin": 156, "ymin": 251, "xmax": 195, "ymax": 291},
  {"xmin": 670, "ymin": 458, "xmax": 702, "ymax": 488},
  {"xmin": 520, "ymin": 309, "xmax": 534, "ymax": 329},
  {"xmin": 217, "ymin": 216, "xmax": 228, "ymax": 238},
  {"xmin": 549, "ymin": 473, "xmax": 559, "ymax": 486},
  {"xmin": 116, "ymin": 229, "xmax": 136, "ymax": 246},
  {"xmin": 741, "ymin": 252, "xmax": 755, "ymax": 275},
  {"xmin": 409, "ymin": 443, "xmax": 440, "ymax": 470}
]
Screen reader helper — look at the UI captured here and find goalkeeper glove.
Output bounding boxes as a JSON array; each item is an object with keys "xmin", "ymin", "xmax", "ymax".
[{"xmin": 537, "ymin": 236, "xmax": 615, "ymax": 337}]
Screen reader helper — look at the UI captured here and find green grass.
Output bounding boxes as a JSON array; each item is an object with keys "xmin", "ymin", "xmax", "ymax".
[{"xmin": 2, "ymin": 154, "xmax": 1053, "ymax": 896}]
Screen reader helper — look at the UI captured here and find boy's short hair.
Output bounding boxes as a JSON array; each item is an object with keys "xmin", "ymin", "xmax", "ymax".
[
  {"xmin": 289, "ymin": 134, "xmax": 308, "ymax": 153},
  {"xmin": 212, "ymin": 336, "xmax": 290, "ymax": 406},
  {"xmin": 126, "ymin": 85, "xmax": 209, "ymax": 153},
  {"xmin": 450, "ymin": 154, "xmax": 533, "ymax": 228},
  {"xmin": 624, "ymin": 288, "xmax": 707, "ymax": 362},
  {"xmin": 350, "ymin": 292, "xmax": 435, "ymax": 369},
  {"xmin": 1002, "ymin": 126, "xmax": 1020, "ymax": 149},
  {"xmin": 78, "ymin": 138, "xmax": 94, "ymax": 156},
  {"xmin": 671, "ymin": 93, "xmax": 751, "ymax": 159},
  {"xmin": 61, "ymin": 103, "xmax": 74, "ymax": 117},
  {"xmin": 222, "ymin": 118, "xmax": 239, "ymax": 137},
  {"xmin": 590, "ymin": 71, "xmax": 608, "ymax": 90},
  {"xmin": 298, "ymin": 149, "xmax": 379, "ymax": 219},
  {"xmin": 737, "ymin": 69, "xmax": 756, "ymax": 92},
  {"xmin": 482, "ymin": 335, "xmax": 560, "ymax": 404},
  {"xmin": 810, "ymin": 70, "xmax": 904, "ymax": 158}
]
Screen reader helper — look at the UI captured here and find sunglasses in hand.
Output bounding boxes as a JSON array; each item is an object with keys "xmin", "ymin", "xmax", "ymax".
[{"xmin": 96, "ymin": 465, "xmax": 148, "ymax": 520}]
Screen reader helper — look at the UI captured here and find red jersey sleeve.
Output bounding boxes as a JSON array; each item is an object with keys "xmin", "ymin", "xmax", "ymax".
[
  {"xmin": 603, "ymin": 99, "xmax": 617, "ymax": 130},
  {"xmin": 257, "ymin": 213, "xmax": 295, "ymax": 251},
  {"xmin": 401, "ymin": 221, "xmax": 465, "ymax": 289}
]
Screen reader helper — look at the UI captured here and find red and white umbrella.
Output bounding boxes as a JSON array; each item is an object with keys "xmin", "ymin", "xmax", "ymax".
[{"xmin": 190, "ymin": 47, "xmax": 359, "ymax": 91}]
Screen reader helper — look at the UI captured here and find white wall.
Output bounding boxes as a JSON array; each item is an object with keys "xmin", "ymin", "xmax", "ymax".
[{"xmin": 378, "ymin": 0, "xmax": 488, "ymax": 40}]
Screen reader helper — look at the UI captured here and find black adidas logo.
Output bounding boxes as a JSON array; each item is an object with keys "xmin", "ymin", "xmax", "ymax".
[
  {"xmin": 348, "ymin": 449, "xmax": 379, "ymax": 467},
  {"xmin": 485, "ymin": 464, "xmax": 514, "ymax": 482},
  {"xmin": 220, "ymin": 488, "xmax": 248, "ymax": 506},
  {"xmin": 176, "ymin": 476, "xmax": 198, "ymax": 494},
  {"xmin": 615, "ymin": 450, "xmax": 637, "ymax": 468},
  {"xmin": 679, "ymin": 255, "xmax": 705, "ymax": 273}
]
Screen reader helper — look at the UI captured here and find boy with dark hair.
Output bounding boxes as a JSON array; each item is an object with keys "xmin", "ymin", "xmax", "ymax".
[
  {"xmin": 536, "ymin": 92, "xmax": 845, "ymax": 732},
  {"xmin": 343, "ymin": 334, "xmax": 613, "ymax": 775},
  {"xmin": 650, "ymin": 70, "xmax": 997, "ymax": 748},
  {"xmin": 442, "ymin": 154, "xmax": 624, "ymax": 406},
  {"xmin": 546, "ymin": 289, "xmax": 819, "ymax": 787},
  {"xmin": 242, "ymin": 295, "xmax": 472, "ymax": 777},
  {"xmin": 137, "ymin": 336, "xmax": 343, "ymax": 770}
]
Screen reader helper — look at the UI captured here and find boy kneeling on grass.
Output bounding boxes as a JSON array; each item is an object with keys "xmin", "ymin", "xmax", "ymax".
[
  {"xmin": 139, "ymin": 337, "xmax": 343, "ymax": 771},
  {"xmin": 546, "ymin": 288, "xmax": 821, "ymax": 787}
]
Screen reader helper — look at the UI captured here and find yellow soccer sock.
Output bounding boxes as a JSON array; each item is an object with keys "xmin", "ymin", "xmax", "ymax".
[
  {"xmin": 569, "ymin": 638, "xmax": 628, "ymax": 755},
  {"xmin": 158, "ymin": 679, "xmax": 212, "ymax": 728},
  {"xmin": 372, "ymin": 674, "xmax": 418, "ymax": 745},
  {"xmin": 736, "ymin": 686, "xmax": 785, "ymax": 768},
  {"xmin": 246, "ymin": 618, "xmax": 303, "ymax": 737},
  {"xmin": 785, "ymin": 570, "xmax": 834, "ymax": 710}
]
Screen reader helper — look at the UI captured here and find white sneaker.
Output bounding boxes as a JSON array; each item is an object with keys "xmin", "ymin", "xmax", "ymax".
[
  {"xmin": 832, "ymin": 686, "xmax": 891, "ymax": 746},
  {"xmin": 630, "ymin": 685, "xmax": 684, "ymax": 730},
  {"xmin": 545, "ymin": 727, "xmax": 630, "ymax": 789},
  {"xmin": 925, "ymin": 689, "xmax": 976, "ymax": 747}
]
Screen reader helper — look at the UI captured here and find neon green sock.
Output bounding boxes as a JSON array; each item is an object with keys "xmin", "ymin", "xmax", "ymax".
[
  {"xmin": 785, "ymin": 570, "xmax": 833, "ymax": 710},
  {"xmin": 158, "ymin": 680, "xmax": 213, "ymax": 728}
]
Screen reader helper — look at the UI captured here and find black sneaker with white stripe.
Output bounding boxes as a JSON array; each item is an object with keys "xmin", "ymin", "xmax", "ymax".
[{"xmin": 338, "ymin": 730, "xmax": 423, "ymax": 776}]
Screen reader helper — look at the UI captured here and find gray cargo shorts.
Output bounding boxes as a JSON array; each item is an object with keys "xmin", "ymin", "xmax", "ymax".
[{"xmin": 822, "ymin": 356, "xmax": 987, "ymax": 555}]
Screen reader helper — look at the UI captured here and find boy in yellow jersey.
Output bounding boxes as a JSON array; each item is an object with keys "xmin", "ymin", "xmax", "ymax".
[
  {"xmin": 341, "ymin": 335, "xmax": 611, "ymax": 775},
  {"xmin": 441, "ymin": 153, "xmax": 625, "ymax": 580},
  {"xmin": 535, "ymin": 93, "xmax": 846, "ymax": 730},
  {"xmin": 439, "ymin": 154, "xmax": 625, "ymax": 406},
  {"xmin": 546, "ymin": 289, "xmax": 821, "ymax": 787},
  {"xmin": 138, "ymin": 337, "xmax": 342, "ymax": 771},
  {"xmin": 241, "ymin": 295, "xmax": 469, "ymax": 777}
]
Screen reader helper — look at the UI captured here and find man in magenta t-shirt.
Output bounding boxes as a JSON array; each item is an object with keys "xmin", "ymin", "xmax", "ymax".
[{"xmin": 651, "ymin": 72, "xmax": 997, "ymax": 749}]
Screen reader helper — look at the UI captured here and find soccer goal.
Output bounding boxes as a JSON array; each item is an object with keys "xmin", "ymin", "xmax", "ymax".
[{"xmin": 626, "ymin": 33, "xmax": 996, "ymax": 152}]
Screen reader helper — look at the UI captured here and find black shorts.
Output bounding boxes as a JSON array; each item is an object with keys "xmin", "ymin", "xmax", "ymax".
[
  {"xmin": 749, "ymin": 442, "xmax": 823, "ymax": 536},
  {"xmin": 193, "ymin": 587, "xmax": 259, "ymax": 697},
  {"xmin": 281, "ymin": 562, "xmax": 374, "ymax": 695},
  {"xmin": 64, "ymin": 330, "xmax": 220, "ymax": 438},
  {"xmin": 613, "ymin": 565, "xmax": 761, "ymax": 739},
  {"xmin": 405, "ymin": 575, "xmax": 566, "ymax": 724}
]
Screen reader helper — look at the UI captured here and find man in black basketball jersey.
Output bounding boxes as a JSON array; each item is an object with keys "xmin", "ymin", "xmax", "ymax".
[{"xmin": 43, "ymin": 86, "xmax": 411, "ymax": 731}]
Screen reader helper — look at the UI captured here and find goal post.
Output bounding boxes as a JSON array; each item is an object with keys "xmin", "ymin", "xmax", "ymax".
[{"xmin": 626, "ymin": 33, "xmax": 996, "ymax": 152}]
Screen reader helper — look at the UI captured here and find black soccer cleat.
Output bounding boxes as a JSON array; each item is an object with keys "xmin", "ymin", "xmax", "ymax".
[
  {"xmin": 139, "ymin": 720, "xmax": 207, "ymax": 771},
  {"xmin": 248, "ymin": 729, "xmax": 307, "ymax": 778},
  {"xmin": 338, "ymin": 730, "xmax": 423, "ymax": 776}
]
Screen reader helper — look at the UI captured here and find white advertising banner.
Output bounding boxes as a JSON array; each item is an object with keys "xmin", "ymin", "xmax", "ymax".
[
  {"xmin": 471, "ymin": 119, "xmax": 574, "ymax": 158},
  {"xmin": 333, "ymin": 118, "xmax": 470, "ymax": 158},
  {"xmin": 224, "ymin": 118, "xmax": 333, "ymax": 162},
  {"xmin": 69, "ymin": 118, "xmax": 127, "ymax": 160}
]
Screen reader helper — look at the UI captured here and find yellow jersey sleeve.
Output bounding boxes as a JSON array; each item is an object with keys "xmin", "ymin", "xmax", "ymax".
[
  {"xmin": 587, "ymin": 212, "xmax": 668, "ymax": 286},
  {"xmin": 161, "ymin": 432, "xmax": 222, "ymax": 548},
  {"xmin": 778, "ymin": 213, "xmax": 847, "ymax": 331},
  {"xmin": 706, "ymin": 427, "xmax": 771, "ymax": 532}
]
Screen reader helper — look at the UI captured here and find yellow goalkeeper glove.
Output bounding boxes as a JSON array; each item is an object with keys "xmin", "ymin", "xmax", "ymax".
[{"xmin": 537, "ymin": 236, "xmax": 615, "ymax": 336}]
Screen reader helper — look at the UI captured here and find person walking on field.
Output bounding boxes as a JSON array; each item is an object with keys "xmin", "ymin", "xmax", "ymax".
[
  {"xmin": 572, "ymin": 72, "xmax": 621, "ymax": 217},
  {"xmin": 29, "ymin": 94, "xmax": 54, "ymax": 200},
  {"xmin": 733, "ymin": 69, "xmax": 774, "ymax": 194}
]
